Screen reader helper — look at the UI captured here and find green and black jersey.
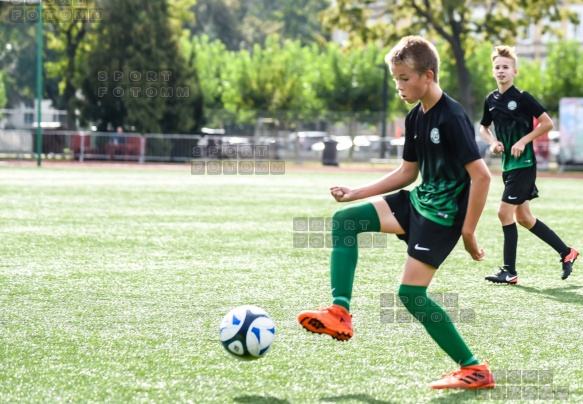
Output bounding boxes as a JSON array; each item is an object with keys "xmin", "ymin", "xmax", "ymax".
[
  {"xmin": 403, "ymin": 93, "xmax": 482, "ymax": 227},
  {"xmin": 480, "ymin": 85, "xmax": 546, "ymax": 172}
]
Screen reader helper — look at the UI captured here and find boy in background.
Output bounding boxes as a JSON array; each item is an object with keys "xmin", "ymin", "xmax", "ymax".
[{"xmin": 480, "ymin": 45, "xmax": 578, "ymax": 284}]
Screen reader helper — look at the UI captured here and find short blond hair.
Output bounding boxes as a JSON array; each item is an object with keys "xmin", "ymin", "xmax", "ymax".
[
  {"xmin": 385, "ymin": 36, "xmax": 440, "ymax": 83},
  {"xmin": 491, "ymin": 45, "xmax": 517, "ymax": 66}
]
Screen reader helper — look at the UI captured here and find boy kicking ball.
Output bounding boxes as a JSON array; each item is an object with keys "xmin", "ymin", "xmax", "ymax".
[{"xmin": 298, "ymin": 36, "xmax": 494, "ymax": 390}]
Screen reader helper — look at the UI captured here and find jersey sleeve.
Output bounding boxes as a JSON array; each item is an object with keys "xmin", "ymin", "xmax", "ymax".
[
  {"xmin": 480, "ymin": 98, "xmax": 492, "ymax": 127},
  {"xmin": 520, "ymin": 91, "xmax": 546, "ymax": 119},
  {"xmin": 402, "ymin": 110, "xmax": 417, "ymax": 162},
  {"xmin": 446, "ymin": 113, "xmax": 481, "ymax": 166}
]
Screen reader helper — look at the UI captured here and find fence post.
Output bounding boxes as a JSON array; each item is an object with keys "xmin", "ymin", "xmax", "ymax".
[
  {"xmin": 80, "ymin": 132, "xmax": 85, "ymax": 163},
  {"xmin": 139, "ymin": 135, "xmax": 145, "ymax": 164}
]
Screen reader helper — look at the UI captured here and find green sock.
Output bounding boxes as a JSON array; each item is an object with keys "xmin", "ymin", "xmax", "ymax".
[
  {"xmin": 398, "ymin": 284, "xmax": 479, "ymax": 366},
  {"xmin": 330, "ymin": 202, "xmax": 380, "ymax": 311}
]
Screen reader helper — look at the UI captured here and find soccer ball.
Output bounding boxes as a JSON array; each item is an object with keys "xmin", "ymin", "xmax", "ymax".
[{"xmin": 219, "ymin": 305, "xmax": 276, "ymax": 360}]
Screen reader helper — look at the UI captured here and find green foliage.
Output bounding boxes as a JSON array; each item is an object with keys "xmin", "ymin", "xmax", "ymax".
[
  {"xmin": 0, "ymin": 24, "xmax": 38, "ymax": 107},
  {"xmin": 542, "ymin": 40, "xmax": 583, "ymax": 114},
  {"xmin": 187, "ymin": 35, "xmax": 229, "ymax": 111},
  {"xmin": 80, "ymin": 0, "xmax": 203, "ymax": 134},
  {"xmin": 321, "ymin": 0, "xmax": 579, "ymax": 120},
  {"xmin": 311, "ymin": 42, "xmax": 406, "ymax": 120},
  {"xmin": 186, "ymin": 33, "xmax": 405, "ymax": 130},
  {"xmin": 515, "ymin": 59, "xmax": 545, "ymax": 106},
  {"xmin": 0, "ymin": 71, "xmax": 6, "ymax": 118},
  {"xmin": 188, "ymin": 0, "xmax": 330, "ymax": 51}
]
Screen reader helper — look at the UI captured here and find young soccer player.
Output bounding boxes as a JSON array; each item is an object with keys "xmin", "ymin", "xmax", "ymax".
[
  {"xmin": 298, "ymin": 36, "xmax": 494, "ymax": 390},
  {"xmin": 480, "ymin": 45, "xmax": 578, "ymax": 284}
]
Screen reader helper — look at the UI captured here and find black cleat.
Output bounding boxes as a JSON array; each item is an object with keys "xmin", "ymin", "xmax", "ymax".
[
  {"xmin": 561, "ymin": 248, "xmax": 579, "ymax": 280},
  {"xmin": 485, "ymin": 268, "xmax": 518, "ymax": 284}
]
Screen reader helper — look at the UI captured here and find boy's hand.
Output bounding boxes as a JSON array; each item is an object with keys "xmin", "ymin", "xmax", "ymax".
[
  {"xmin": 511, "ymin": 140, "xmax": 526, "ymax": 158},
  {"xmin": 490, "ymin": 141, "xmax": 504, "ymax": 155},
  {"xmin": 462, "ymin": 233, "xmax": 485, "ymax": 261},
  {"xmin": 330, "ymin": 186, "xmax": 356, "ymax": 202}
]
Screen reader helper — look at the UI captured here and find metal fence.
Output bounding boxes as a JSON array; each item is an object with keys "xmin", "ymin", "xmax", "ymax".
[
  {"xmin": 0, "ymin": 129, "xmax": 560, "ymax": 168},
  {"xmin": 0, "ymin": 129, "xmax": 407, "ymax": 164}
]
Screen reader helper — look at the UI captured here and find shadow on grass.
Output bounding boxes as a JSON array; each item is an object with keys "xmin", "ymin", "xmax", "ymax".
[
  {"xmin": 319, "ymin": 394, "xmax": 395, "ymax": 403},
  {"xmin": 427, "ymin": 390, "xmax": 479, "ymax": 403},
  {"xmin": 233, "ymin": 395, "xmax": 291, "ymax": 404},
  {"xmin": 514, "ymin": 284, "xmax": 583, "ymax": 304}
]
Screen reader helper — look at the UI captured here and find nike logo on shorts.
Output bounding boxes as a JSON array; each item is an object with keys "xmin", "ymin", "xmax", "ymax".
[
  {"xmin": 414, "ymin": 244, "xmax": 430, "ymax": 251},
  {"xmin": 508, "ymin": 196, "xmax": 517, "ymax": 200}
]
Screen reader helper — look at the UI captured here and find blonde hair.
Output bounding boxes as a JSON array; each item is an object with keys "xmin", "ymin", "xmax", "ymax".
[
  {"xmin": 491, "ymin": 45, "xmax": 517, "ymax": 66},
  {"xmin": 385, "ymin": 36, "xmax": 440, "ymax": 83}
]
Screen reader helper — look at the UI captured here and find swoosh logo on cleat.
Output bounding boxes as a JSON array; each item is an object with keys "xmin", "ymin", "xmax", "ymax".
[{"xmin": 505, "ymin": 275, "xmax": 517, "ymax": 281}]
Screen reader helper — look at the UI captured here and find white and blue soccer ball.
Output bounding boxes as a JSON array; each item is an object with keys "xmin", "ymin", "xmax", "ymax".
[{"xmin": 219, "ymin": 305, "xmax": 276, "ymax": 360}]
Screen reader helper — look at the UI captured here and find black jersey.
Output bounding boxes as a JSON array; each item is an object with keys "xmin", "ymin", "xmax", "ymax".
[
  {"xmin": 403, "ymin": 93, "xmax": 482, "ymax": 227},
  {"xmin": 480, "ymin": 85, "xmax": 546, "ymax": 172}
]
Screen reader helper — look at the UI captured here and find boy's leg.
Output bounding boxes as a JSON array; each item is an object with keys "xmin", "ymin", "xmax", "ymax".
[
  {"xmin": 399, "ymin": 258, "xmax": 477, "ymax": 366},
  {"xmin": 399, "ymin": 258, "xmax": 494, "ymax": 389},
  {"xmin": 485, "ymin": 202, "xmax": 519, "ymax": 284},
  {"xmin": 298, "ymin": 197, "xmax": 404, "ymax": 340},
  {"xmin": 329, "ymin": 201, "xmax": 382, "ymax": 310},
  {"xmin": 516, "ymin": 202, "xmax": 579, "ymax": 279}
]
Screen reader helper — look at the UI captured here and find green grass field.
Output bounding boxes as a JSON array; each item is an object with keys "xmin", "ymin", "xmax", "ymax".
[{"xmin": 1, "ymin": 165, "xmax": 582, "ymax": 403}]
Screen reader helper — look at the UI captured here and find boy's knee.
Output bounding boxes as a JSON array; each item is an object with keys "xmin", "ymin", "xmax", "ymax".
[
  {"xmin": 515, "ymin": 216, "xmax": 528, "ymax": 227},
  {"xmin": 398, "ymin": 284, "xmax": 426, "ymax": 307},
  {"xmin": 516, "ymin": 214, "xmax": 535, "ymax": 228},
  {"xmin": 332, "ymin": 208, "xmax": 354, "ymax": 232}
]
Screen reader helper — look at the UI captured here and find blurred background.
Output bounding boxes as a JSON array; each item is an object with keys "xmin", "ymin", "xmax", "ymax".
[{"xmin": 0, "ymin": 0, "xmax": 582, "ymax": 168}]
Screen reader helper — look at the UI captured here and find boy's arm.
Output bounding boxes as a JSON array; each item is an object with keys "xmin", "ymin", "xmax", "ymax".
[
  {"xmin": 330, "ymin": 160, "xmax": 419, "ymax": 202},
  {"xmin": 461, "ymin": 158, "xmax": 491, "ymax": 261},
  {"xmin": 480, "ymin": 125, "xmax": 504, "ymax": 155},
  {"xmin": 510, "ymin": 112, "xmax": 553, "ymax": 158}
]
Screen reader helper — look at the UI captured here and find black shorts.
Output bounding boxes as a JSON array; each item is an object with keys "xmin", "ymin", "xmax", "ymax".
[
  {"xmin": 501, "ymin": 165, "xmax": 539, "ymax": 205},
  {"xmin": 383, "ymin": 190, "xmax": 462, "ymax": 269}
]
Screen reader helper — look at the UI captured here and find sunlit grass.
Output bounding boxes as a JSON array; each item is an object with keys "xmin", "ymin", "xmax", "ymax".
[{"xmin": 0, "ymin": 166, "xmax": 581, "ymax": 403}]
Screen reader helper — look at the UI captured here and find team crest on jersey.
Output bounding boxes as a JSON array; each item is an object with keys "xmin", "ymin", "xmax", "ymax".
[
  {"xmin": 430, "ymin": 128, "xmax": 440, "ymax": 144},
  {"xmin": 507, "ymin": 101, "xmax": 517, "ymax": 110}
]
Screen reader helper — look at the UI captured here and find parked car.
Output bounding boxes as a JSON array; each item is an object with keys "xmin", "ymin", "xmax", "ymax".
[{"xmin": 288, "ymin": 131, "xmax": 328, "ymax": 151}]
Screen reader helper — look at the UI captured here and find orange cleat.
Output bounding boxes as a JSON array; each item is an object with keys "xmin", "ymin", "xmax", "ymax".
[
  {"xmin": 430, "ymin": 362, "xmax": 495, "ymax": 390},
  {"xmin": 297, "ymin": 304, "xmax": 353, "ymax": 341}
]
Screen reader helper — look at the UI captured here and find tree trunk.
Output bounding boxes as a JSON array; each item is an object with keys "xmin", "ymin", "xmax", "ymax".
[{"xmin": 450, "ymin": 40, "xmax": 475, "ymax": 121}]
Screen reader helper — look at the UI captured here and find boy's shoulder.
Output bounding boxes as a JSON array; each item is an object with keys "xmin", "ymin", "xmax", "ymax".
[
  {"xmin": 441, "ymin": 93, "xmax": 469, "ymax": 118},
  {"xmin": 486, "ymin": 86, "xmax": 526, "ymax": 103}
]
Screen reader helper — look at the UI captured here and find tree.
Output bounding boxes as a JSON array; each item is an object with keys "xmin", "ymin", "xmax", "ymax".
[
  {"xmin": 542, "ymin": 40, "xmax": 583, "ymax": 115},
  {"xmin": 42, "ymin": 1, "xmax": 98, "ymax": 129},
  {"xmin": 321, "ymin": 0, "xmax": 578, "ymax": 120},
  {"xmin": 309, "ymin": 42, "xmax": 406, "ymax": 159},
  {"xmin": 0, "ymin": 71, "xmax": 6, "ymax": 118},
  {"xmin": 80, "ymin": 0, "xmax": 203, "ymax": 134},
  {"xmin": 0, "ymin": 22, "xmax": 38, "ymax": 108},
  {"xmin": 187, "ymin": 0, "xmax": 330, "ymax": 50},
  {"xmin": 220, "ymin": 35, "xmax": 312, "ymax": 120}
]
